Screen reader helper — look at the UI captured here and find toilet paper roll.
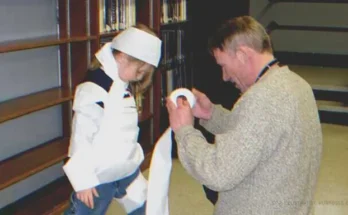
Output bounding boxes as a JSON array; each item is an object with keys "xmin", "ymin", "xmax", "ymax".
[
  {"xmin": 146, "ymin": 88, "xmax": 195, "ymax": 215},
  {"xmin": 169, "ymin": 88, "xmax": 196, "ymax": 108}
]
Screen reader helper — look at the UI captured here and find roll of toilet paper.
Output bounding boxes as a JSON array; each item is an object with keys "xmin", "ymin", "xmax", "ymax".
[
  {"xmin": 169, "ymin": 88, "xmax": 195, "ymax": 108},
  {"xmin": 146, "ymin": 88, "xmax": 195, "ymax": 215}
]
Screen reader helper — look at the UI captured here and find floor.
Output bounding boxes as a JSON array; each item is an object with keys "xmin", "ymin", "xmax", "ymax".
[
  {"xmin": 106, "ymin": 159, "xmax": 213, "ymax": 215},
  {"xmin": 309, "ymin": 124, "xmax": 348, "ymax": 215},
  {"xmin": 107, "ymin": 123, "xmax": 348, "ymax": 215}
]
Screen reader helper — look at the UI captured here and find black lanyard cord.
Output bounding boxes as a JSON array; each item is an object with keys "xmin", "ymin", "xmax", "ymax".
[{"xmin": 255, "ymin": 58, "xmax": 279, "ymax": 83}]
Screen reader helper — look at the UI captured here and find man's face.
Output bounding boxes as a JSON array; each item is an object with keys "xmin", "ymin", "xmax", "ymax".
[{"xmin": 213, "ymin": 48, "xmax": 244, "ymax": 91}]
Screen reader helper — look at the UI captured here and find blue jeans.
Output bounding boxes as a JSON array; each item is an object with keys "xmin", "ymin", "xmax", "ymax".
[{"xmin": 64, "ymin": 169, "xmax": 146, "ymax": 215}]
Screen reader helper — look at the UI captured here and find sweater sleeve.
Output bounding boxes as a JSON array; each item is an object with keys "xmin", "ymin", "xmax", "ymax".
[
  {"xmin": 174, "ymin": 94, "xmax": 283, "ymax": 192},
  {"xmin": 63, "ymin": 82, "xmax": 107, "ymax": 192},
  {"xmin": 199, "ymin": 104, "xmax": 232, "ymax": 134}
]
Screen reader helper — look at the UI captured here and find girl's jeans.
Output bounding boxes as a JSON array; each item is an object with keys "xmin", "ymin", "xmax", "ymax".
[{"xmin": 64, "ymin": 169, "xmax": 147, "ymax": 215}]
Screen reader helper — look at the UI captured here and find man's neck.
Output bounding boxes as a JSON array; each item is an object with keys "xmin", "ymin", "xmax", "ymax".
[
  {"xmin": 241, "ymin": 52, "xmax": 276, "ymax": 93},
  {"xmin": 252, "ymin": 53, "xmax": 276, "ymax": 81}
]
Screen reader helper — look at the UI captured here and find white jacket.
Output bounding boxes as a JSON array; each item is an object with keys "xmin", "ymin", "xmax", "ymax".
[{"xmin": 63, "ymin": 68, "xmax": 144, "ymax": 192}]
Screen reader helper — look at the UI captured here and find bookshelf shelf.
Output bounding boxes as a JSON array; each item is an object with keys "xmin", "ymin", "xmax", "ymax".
[
  {"xmin": 0, "ymin": 36, "xmax": 99, "ymax": 53},
  {"xmin": 99, "ymin": 31, "xmax": 120, "ymax": 38},
  {"xmin": 0, "ymin": 87, "xmax": 73, "ymax": 124},
  {"xmin": 0, "ymin": 176, "xmax": 72, "ymax": 215},
  {"xmin": 0, "ymin": 36, "xmax": 66, "ymax": 53},
  {"xmin": 161, "ymin": 20, "xmax": 190, "ymax": 27},
  {"xmin": 68, "ymin": 36, "xmax": 98, "ymax": 42},
  {"xmin": 0, "ymin": 138, "xmax": 69, "ymax": 191}
]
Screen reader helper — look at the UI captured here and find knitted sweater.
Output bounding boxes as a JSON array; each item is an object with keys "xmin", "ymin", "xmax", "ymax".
[{"xmin": 175, "ymin": 66, "xmax": 323, "ymax": 215}]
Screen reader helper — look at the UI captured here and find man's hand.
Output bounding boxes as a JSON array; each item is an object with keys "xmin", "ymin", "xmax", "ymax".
[
  {"xmin": 166, "ymin": 97, "xmax": 194, "ymax": 132},
  {"xmin": 76, "ymin": 187, "xmax": 99, "ymax": 209},
  {"xmin": 192, "ymin": 88, "xmax": 213, "ymax": 120}
]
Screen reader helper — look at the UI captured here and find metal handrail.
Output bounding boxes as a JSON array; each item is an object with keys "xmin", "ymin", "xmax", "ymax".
[
  {"xmin": 269, "ymin": 0, "xmax": 348, "ymax": 3},
  {"xmin": 258, "ymin": 0, "xmax": 348, "ymax": 20},
  {"xmin": 266, "ymin": 21, "xmax": 348, "ymax": 33}
]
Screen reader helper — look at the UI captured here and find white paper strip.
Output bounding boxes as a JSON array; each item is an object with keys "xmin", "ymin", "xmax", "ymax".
[{"xmin": 146, "ymin": 88, "xmax": 195, "ymax": 215}]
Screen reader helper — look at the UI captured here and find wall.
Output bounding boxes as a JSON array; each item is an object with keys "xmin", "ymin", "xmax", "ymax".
[{"xmin": 250, "ymin": 0, "xmax": 348, "ymax": 55}]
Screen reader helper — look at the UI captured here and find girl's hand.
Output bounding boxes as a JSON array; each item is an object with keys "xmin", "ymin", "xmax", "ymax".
[{"xmin": 76, "ymin": 187, "xmax": 99, "ymax": 209}]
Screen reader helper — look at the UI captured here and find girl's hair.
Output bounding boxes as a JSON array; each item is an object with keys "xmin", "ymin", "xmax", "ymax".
[{"xmin": 88, "ymin": 23, "xmax": 158, "ymax": 96}]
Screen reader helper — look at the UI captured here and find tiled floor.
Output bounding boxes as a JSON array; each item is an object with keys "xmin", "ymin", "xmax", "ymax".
[
  {"xmin": 106, "ymin": 159, "xmax": 213, "ymax": 215},
  {"xmin": 107, "ymin": 123, "xmax": 348, "ymax": 215},
  {"xmin": 309, "ymin": 124, "xmax": 348, "ymax": 215}
]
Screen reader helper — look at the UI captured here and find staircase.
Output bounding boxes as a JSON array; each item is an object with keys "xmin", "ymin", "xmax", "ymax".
[
  {"xmin": 288, "ymin": 65, "xmax": 348, "ymax": 126},
  {"xmin": 262, "ymin": 0, "xmax": 348, "ymax": 126}
]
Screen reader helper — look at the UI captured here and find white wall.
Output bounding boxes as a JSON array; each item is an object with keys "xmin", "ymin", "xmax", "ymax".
[{"xmin": 250, "ymin": 0, "xmax": 348, "ymax": 54}]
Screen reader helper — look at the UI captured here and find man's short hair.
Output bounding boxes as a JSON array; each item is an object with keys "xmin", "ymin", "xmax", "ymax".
[{"xmin": 208, "ymin": 16, "xmax": 273, "ymax": 54}]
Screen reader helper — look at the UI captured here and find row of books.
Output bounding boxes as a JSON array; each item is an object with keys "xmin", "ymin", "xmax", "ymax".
[
  {"xmin": 99, "ymin": 36, "xmax": 114, "ymax": 47},
  {"xmin": 162, "ymin": 60, "xmax": 192, "ymax": 98},
  {"xmin": 159, "ymin": 27, "xmax": 192, "ymax": 137},
  {"xmin": 161, "ymin": 0, "xmax": 188, "ymax": 24},
  {"xmin": 99, "ymin": 0, "xmax": 136, "ymax": 33},
  {"xmin": 99, "ymin": 0, "xmax": 188, "ymax": 33},
  {"xmin": 161, "ymin": 29, "xmax": 187, "ymax": 67},
  {"xmin": 160, "ymin": 29, "xmax": 192, "ymax": 99}
]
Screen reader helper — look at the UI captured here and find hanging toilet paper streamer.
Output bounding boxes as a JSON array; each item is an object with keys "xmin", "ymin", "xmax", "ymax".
[{"xmin": 146, "ymin": 88, "xmax": 195, "ymax": 215}]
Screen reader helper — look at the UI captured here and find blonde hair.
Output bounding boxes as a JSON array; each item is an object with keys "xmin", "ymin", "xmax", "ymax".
[
  {"xmin": 208, "ymin": 16, "xmax": 273, "ymax": 54},
  {"xmin": 89, "ymin": 23, "xmax": 158, "ymax": 96}
]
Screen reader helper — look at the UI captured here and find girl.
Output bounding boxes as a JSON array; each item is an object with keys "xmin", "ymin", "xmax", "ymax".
[{"xmin": 63, "ymin": 24, "xmax": 162, "ymax": 215}]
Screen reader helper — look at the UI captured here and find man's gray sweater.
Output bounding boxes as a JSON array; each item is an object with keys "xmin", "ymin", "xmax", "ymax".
[{"xmin": 175, "ymin": 66, "xmax": 323, "ymax": 215}]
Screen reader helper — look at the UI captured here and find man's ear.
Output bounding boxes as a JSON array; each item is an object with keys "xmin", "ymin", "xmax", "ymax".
[{"xmin": 236, "ymin": 46, "xmax": 249, "ymax": 64}]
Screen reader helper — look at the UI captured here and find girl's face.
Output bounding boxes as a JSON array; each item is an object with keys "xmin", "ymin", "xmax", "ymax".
[{"xmin": 117, "ymin": 54, "xmax": 153, "ymax": 82}]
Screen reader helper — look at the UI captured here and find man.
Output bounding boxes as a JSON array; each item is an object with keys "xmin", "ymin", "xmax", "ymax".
[{"xmin": 166, "ymin": 16, "xmax": 322, "ymax": 215}]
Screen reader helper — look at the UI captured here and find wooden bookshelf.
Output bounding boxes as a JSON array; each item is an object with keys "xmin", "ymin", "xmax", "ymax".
[
  {"xmin": 0, "ymin": 149, "xmax": 154, "ymax": 215},
  {"xmin": 161, "ymin": 20, "xmax": 190, "ymax": 27},
  {"xmin": 139, "ymin": 111, "xmax": 153, "ymax": 122},
  {"xmin": 0, "ymin": 0, "xmax": 167, "ymax": 212},
  {"xmin": 152, "ymin": 0, "xmax": 193, "ymax": 141},
  {"xmin": 0, "ymin": 36, "xmax": 67, "ymax": 53},
  {"xmin": 0, "ymin": 86, "xmax": 150, "ymax": 125},
  {"xmin": 0, "ymin": 176, "xmax": 72, "ymax": 215},
  {"xmin": 99, "ymin": 31, "xmax": 120, "ymax": 38},
  {"xmin": 68, "ymin": 36, "xmax": 98, "ymax": 42},
  {"xmin": 0, "ymin": 138, "xmax": 69, "ymax": 191},
  {"xmin": 0, "ymin": 36, "xmax": 98, "ymax": 53},
  {"xmin": 0, "ymin": 87, "xmax": 73, "ymax": 124}
]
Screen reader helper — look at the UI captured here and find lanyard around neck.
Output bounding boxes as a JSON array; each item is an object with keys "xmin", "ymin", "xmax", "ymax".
[{"xmin": 255, "ymin": 58, "xmax": 279, "ymax": 83}]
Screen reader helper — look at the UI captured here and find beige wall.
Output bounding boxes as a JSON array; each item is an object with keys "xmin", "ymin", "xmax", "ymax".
[{"xmin": 250, "ymin": 0, "xmax": 348, "ymax": 54}]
